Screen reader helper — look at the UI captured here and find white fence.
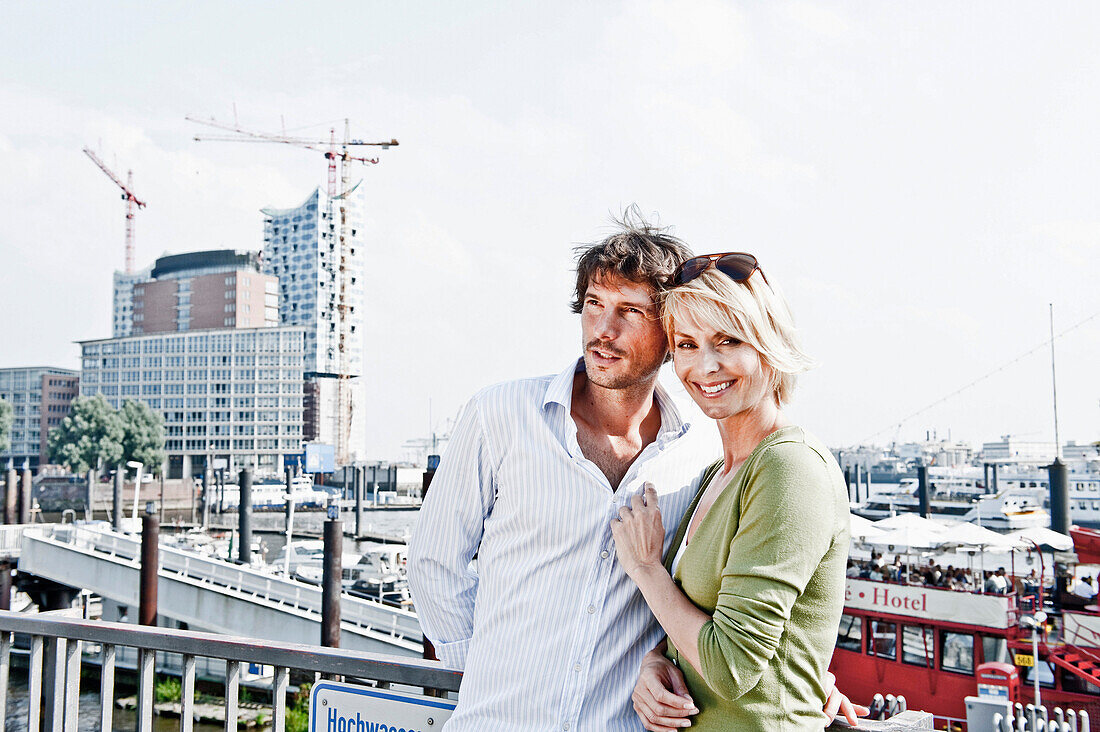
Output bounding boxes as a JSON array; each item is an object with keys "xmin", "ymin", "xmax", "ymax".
[{"xmin": 0, "ymin": 524, "xmax": 36, "ymax": 559}]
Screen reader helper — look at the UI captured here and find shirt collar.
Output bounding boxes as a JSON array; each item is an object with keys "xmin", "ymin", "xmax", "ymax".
[{"xmin": 542, "ymin": 357, "xmax": 689, "ymax": 441}]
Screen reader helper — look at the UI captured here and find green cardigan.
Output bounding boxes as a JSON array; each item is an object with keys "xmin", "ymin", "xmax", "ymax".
[{"xmin": 663, "ymin": 426, "xmax": 850, "ymax": 731}]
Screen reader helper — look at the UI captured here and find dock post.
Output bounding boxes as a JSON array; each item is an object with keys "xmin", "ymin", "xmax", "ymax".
[
  {"xmin": 201, "ymin": 468, "xmax": 211, "ymax": 529},
  {"xmin": 421, "ymin": 456, "xmax": 440, "ymax": 662},
  {"xmin": 238, "ymin": 467, "xmax": 253, "ymax": 566},
  {"xmin": 85, "ymin": 469, "xmax": 95, "ymax": 522},
  {"xmin": 3, "ymin": 465, "xmax": 14, "ymax": 525},
  {"xmin": 139, "ymin": 502, "xmax": 158, "ymax": 626},
  {"xmin": 284, "ymin": 467, "xmax": 293, "ymax": 532},
  {"xmin": 112, "ymin": 466, "xmax": 123, "ymax": 531},
  {"xmin": 3, "ymin": 466, "xmax": 16, "ymax": 525},
  {"xmin": 1048, "ymin": 458, "xmax": 1070, "ymax": 535},
  {"xmin": 916, "ymin": 464, "xmax": 930, "ymax": 518},
  {"xmin": 1049, "ymin": 458, "xmax": 1071, "ymax": 603},
  {"xmin": 991, "ymin": 463, "xmax": 999, "ymax": 493},
  {"xmin": 0, "ymin": 560, "xmax": 10, "ymax": 611},
  {"xmin": 321, "ymin": 505, "xmax": 342, "ymax": 648},
  {"xmin": 853, "ymin": 464, "xmax": 861, "ymax": 504},
  {"xmin": 19, "ymin": 465, "xmax": 32, "ymax": 524},
  {"xmin": 355, "ymin": 466, "xmax": 364, "ymax": 538}
]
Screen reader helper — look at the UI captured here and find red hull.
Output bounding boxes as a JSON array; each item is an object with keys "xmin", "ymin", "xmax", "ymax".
[
  {"xmin": 835, "ymin": 578, "xmax": 1100, "ymax": 728},
  {"xmin": 830, "ymin": 647, "xmax": 1100, "ymax": 726},
  {"xmin": 1071, "ymin": 526, "xmax": 1100, "ymax": 565}
]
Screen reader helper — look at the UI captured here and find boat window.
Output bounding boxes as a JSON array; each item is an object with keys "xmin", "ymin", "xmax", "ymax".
[
  {"xmin": 902, "ymin": 625, "xmax": 934, "ymax": 666},
  {"xmin": 981, "ymin": 635, "xmax": 1010, "ymax": 665},
  {"xmin": 836, "ymin": 614, "xmax": 862, "ymax": 653},
  {"xmin": 1021, "ymin": 661, "xmax": 1056, "ymax": 689},
  {"xmin": 869, "ymin": 621, "xmax": 897, "ymax": 660},
  {"xmin": 940, "ymin": 631, "xmax": 974, "ymax": 675}
]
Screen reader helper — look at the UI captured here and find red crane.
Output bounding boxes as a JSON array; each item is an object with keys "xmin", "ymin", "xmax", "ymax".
[
  {"xmin": 82, "ymin": 147, "xmax": 146, "ymax": 274},
  {"xmin": 187, "ymin": 115, "xmax": 398, "ymax": 465}
]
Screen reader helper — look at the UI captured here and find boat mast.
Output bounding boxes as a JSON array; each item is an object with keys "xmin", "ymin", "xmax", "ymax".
[{"xmin": 1049, "ymin": 303, "xmax": 1062, "ymax": 460}]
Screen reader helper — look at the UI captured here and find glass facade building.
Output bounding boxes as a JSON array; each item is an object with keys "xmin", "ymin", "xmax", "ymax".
[
  {"xmin": 261, "ymin": 188, "xmax": 365, "ymax": 378},
  {"xmin": 261, "ymin": 187, "xmax": 366, "ymax": 462},
  {"xmin": 0, "ymin": 367, "xmax": 79, "ymax": 471},
  {"xmin": 78, "ymin": 327, "xmax": 306, "ymax": 479}
]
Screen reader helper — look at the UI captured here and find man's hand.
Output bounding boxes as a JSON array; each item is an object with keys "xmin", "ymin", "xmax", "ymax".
[
  {"xmin": 632, "ymin": 648, "xmax": 699, "ymax": 731},
  {"xmin": 823, "ymin": 671, "xmax": 870, "ymax": 727}
]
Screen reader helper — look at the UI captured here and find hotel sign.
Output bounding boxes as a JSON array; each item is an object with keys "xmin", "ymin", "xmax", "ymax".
[{"xmin": 845, "ymin": 579, "xmax": 1013, "ymax": 629}]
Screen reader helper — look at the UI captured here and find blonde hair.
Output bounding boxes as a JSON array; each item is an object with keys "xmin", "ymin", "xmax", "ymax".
[{"xmin": 660, "ymin": 268, "xmax": 815, "ymax": 404}]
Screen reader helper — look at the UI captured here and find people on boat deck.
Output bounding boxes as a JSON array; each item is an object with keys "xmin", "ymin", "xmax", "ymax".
[
  {"xmin": 407, "ymin": 212, "xmax": 863, "ymax": 731},
  {"xmin": 984, "ymin": 567, "xmax": 1010, "ymax": 594},
  {"xmin": 1071, "ymin": 575, "xmax": 1096, "ymax": 600}
]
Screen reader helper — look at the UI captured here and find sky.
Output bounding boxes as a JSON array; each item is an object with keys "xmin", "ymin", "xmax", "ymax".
[{"xmin": 1, "ymin": 2, "xmax": 1098, "ymax": 460}]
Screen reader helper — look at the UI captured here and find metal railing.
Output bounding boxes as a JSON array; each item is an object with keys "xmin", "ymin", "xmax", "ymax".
[
  {"xmin": 24, "ymin": 524, "xmax": 421, "ymax": 644},
  {"xmin": 0, "ymin": 610, "xmax": 460, "ymax": 731},
  {"xmin": 0, "ymin": 524, "xmax": 35, "ymax": 559}
]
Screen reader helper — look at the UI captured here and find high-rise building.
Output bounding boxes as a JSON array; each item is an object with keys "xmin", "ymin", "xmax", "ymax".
[
  {"xmin": 0, "ymin": 367, "xmax": 80, "ymax": 472},
  {"xmin": 40, "ymin": 373, "xmax": 80, "ymax": 466},
  {"xmin": 112, "ymin": 268, "xmax": 152, "ymax": 338},
  {"xmin": 261, "ymin": 188, "xmax": 365, "ymax": 462},
  {"xmin": 78, "ymin": 327, "xmax": 305, "ymax": 478},
  {"xmin": 113, "ymin": 250, "xmax": 278, "ymax": 336}
]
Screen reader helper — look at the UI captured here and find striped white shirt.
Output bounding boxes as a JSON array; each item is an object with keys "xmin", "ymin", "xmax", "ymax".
[{"xmin": 408, "ymin": 359, "xmax": 716, "ymax": 732}]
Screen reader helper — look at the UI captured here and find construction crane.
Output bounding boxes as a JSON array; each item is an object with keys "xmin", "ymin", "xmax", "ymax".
[
  {"xmin": 187, "ymin": 115, "xmax": 398, "ymax": 466},
  {"xmin": 82, "ymin": 147, "xmax": 146, "ymax": 274}
]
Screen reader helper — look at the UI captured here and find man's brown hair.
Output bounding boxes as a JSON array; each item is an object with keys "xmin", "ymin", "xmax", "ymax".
[{"xmin": 570, "ymin": 205, "xmax": 693, "ymax": 314}]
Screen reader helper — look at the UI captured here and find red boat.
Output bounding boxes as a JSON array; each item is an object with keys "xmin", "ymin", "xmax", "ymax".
[
  {"xmin": 831, "ymin": 578, "xmax": 1100, "ymax": 729},
  {"xmin": 1070, "ymin": 526, "xmax": 1100, "ymax": 565}
]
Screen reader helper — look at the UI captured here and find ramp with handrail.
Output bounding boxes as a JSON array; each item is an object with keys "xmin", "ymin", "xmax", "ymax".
[{"xmin": 17, "ymin": 524, "xmax": 422, "ymax": 655}]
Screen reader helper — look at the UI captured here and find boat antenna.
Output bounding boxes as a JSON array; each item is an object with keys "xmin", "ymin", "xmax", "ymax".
[
  {"xmin": 859, "ymin": 305, "xmax": 1100, "ymax": 444},
  {"xmin": 1049, "ymin": 303, "xmax": 1062, "ymax": 460}
]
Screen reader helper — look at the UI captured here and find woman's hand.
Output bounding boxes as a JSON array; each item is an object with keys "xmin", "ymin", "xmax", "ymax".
[
  {"xmin": 823, "ymin": 671, "xmax": 869, "ymax": 727},
  {"xmin": 611, "ymin": 483, "xmax": 666, "ymax": 582}
]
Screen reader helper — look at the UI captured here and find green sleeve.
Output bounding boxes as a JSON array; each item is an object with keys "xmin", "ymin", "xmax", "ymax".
[{"xmin": 695, "ymin": 441, "xmax": 839, "ymax": 700}]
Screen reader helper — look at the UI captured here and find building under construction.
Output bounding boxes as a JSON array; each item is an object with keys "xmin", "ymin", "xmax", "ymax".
[{"xmin": 261, "ymin": 187, "xmax": 366, "ymax": 465}]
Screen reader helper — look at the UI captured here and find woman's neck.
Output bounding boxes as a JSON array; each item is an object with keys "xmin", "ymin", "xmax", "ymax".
[{"xmin": 715, "ymin": 398, "xmax": 790, "ymax": 476}]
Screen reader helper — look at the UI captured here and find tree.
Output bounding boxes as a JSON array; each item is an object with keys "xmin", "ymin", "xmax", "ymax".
[
  {"xmin": 0, "ymin": 398, "xmax": 11, "ymax": 455},
  {"xmin": 47, "ymin": 395, "xmax": 124, "ymax": 474},
  {"xmin": 119, "ymin": 399, "xmax": 166, "ymax": 473}
]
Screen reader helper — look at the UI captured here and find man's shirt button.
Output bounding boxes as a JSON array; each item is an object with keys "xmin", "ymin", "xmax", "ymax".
[
  {"xmin": 587, "ymin": 605, "xmax": 595, "ymax": 614},
  {"xmin": 600, "ymin": 550, "xmax": 609, "ymax": 559}
]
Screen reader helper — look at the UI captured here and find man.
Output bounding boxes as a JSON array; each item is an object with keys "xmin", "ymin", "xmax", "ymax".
[
  {"xmin": 408, "ymin": 214, "xmax": 860, "ymax": 730},
  {"xmin": 1072, "ymin": 575, "xmax": 1096, "ymax": 601}
]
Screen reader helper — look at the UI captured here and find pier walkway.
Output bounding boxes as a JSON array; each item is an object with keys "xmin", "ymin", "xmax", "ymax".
[
  {"xmin": 0, "ymin": 524, "xmax": 40, "ymax": 560},
  {"xmin": 16, "ymin": 524, "xmax": 422, "ymax": 656}
]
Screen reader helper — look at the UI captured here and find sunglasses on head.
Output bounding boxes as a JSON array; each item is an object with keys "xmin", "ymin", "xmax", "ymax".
[{"xmin": 670, "ymin": 252, "xmax": 769, "ymax": 287}]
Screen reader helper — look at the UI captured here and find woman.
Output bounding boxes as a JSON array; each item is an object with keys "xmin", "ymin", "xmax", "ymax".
[{"xmin": 611, "ymin": 252, "xmax": 850, "ymax": 731}]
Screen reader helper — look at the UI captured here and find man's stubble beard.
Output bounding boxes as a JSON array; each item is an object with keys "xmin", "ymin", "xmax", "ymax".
[{"xmin": 583, "ymin": 349, "xmax": 664, "ymax": 392}]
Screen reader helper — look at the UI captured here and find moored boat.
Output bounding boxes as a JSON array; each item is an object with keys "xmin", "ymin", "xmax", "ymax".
[{"xmin": 832, "ymin": 577, "xmax": 1100, "ymax": 727}]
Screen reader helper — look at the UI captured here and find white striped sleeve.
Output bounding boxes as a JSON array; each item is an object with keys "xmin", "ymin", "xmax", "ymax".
[{"xmin": 406, "ymin": 393, "xmax": 497, "ymax": 670}]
